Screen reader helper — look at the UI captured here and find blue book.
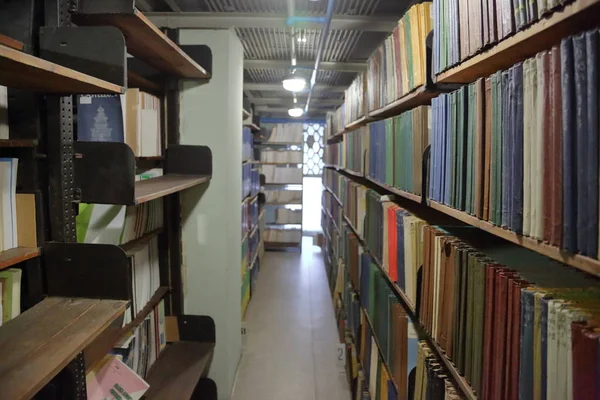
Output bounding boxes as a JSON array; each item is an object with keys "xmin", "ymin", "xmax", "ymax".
[
  {"xmin": 512, "ymin": 63, "xmax": 524, "ymax": 234},
  {"xmin": 77, "ymin": 95, "xmax": 124, "ymax": 142},
  {"xmin": 444, "ymin": 94, "xmax": 452, "ymax": 205},
  {"xmin": 561, "ymin": 37, "xmax": 577, "ymax": 253},
  {"xmin": 585, "ymin": 30, "xmax": 599, "ymax": 257},
  {"xmin": 518, "ymin": 289, "xmax": 535, "ymax": 400}
]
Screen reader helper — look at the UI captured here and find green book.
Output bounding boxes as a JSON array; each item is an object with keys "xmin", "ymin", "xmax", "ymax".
[
  {"xmin": 464, "ymin": 252, "xmax": 475, "ymax": 383},
  {"xmin": 466, "ymin": 84, "xmax": 475, "ymax": 215},
  {"xmin": 386, "ymin": 118, "xmax": 394, "ymax": 186},
  {"xmin": 0, "ymin": 268, "xmax": 22, "ymax": 323},
  {"xmin": 406, "ymin": 111, "xmax": 414, "ymax": 192},
  {"xmin": 490, "ymin": 73, "xmax": 499, "ymax": 225},
  {"xmin": 495, "ymin": 72, "xmax": 504, "ymax": 225},
  {"xmin": 457, "ymin": 88, "xmax": 466, "ymax": 211},
  {"xmin": 471, "ymin": 256, "xmax": 486, "ymax": 393},
  {"xmin": 404, "ymin": 14, "xmax": 414, "ymax": 89},
  {"xmin": 450, "ymin": 92, "xmax": 457, "ymax": 207}
]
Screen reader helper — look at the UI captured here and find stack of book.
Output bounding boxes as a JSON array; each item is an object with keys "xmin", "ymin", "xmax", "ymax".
[
  {"xmin": 325, "ymin": 107, "xmax": 346, "ymax": 139},
  {"xmin": 343, "ymin": 127, "xmax": 369, "ymax": 174},
  {"xmin": 264, "ymin": 190, "xmax": 302, "ymax": 205},
  {"xmin": 432, "ymin": 0, "xmax": 575, "ymax": 74},
  {"xmin": 0, "ymin": 158, "xmax": 18, "ymax": 251},
  {"xmin": 429, "ymin": 28, "xmax": 600, "ymax": 258},
  {"xmin": 77, "ymin": 199, "xmax": 164, "ymax": 245},
  {"xmin": 344, "ymin": 74, "xmax": 367, "ymax": 125},
  {"xmin": 274, "ymin": 208, "xmax": 302, "ymax": 225},
  {"xmin": 260, "ymin": 165, "xmax": 303, "ymax": 184},
  {"xmin": 127, "ymin": 237, "xmax": 161, "ymax": 318},
  {"xmin": 367, "ymin": 2, "xmax": 432, "ymax": 112},
  {"xmin": 368, "ymin": 106, "xmax": 431, "ymax": 195},
  {"xmin": 266, "ymin": 123, "xmax": 303, "ymax": 143},
  {"xmin": 260, "ymin": 150, "xmax": 303, "ymax": 164},
  {"xmin": 324, "ymin": 139, "xmax": 342, "ymax": 167},
  {"xmin": 77, "ymin": 90, "xmax": 162, "ymax": 157}
]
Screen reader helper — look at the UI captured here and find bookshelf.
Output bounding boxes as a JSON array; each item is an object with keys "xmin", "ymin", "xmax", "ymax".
[
  {"xmin": 435, "ymin": 0, "xmax": 600, "ymax": 84},
  {"xmin": 257, "ymin": 125, "xmax": 304, "ymax": 250},
  {"xmin": 0, "ymin": 1, "xmax": 217, "ymax": 398}
]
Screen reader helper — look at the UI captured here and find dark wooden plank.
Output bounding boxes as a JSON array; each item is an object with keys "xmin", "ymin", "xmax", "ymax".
[
  {"xmin": 0, "ymin": 247, "xmax": 41, "ymax": 270},
  {"xmin": 0, "ymin": 139, "xmax": 38, "ymax": 148},
  {"xmin": 436, "ymin": 0, "xmax": 600, "ymax": 83},
  {"xmin": 0, "ymin": 297, "xmax": 127, "ymax": 400},
  {"xmin": 135, "ymin": 174, "xmax": 210, "ymax": 204},
  {"xmin": 72, "ymin": 9, "xmax": 209, "ymax": 79},
  {"xmin": 144, "ymin": 342, "xmax": 215, "ymax": 399},
  {"xmin": 0, "ymin": 34, "xmax": 24, "ymax": 51},
  {"xmin": 0, "ymin": 44, "xmax": 123, "ymax": 94},
  {"xmin": 84, "ymin": 286, "xmax": 170, "ymax": 372},
  {"xmin": 120, "ymin": 228, "xmax": 164, "ymax": 253}
]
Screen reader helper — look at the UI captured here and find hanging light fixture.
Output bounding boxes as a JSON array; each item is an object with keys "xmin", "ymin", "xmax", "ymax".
[
  {"xmin": 282, "ymin": 74, "xmax": 307, "ymax": 92},
  {"xmin": 288, "ymin": 107, "xmax": 304, "ymax": 117}
]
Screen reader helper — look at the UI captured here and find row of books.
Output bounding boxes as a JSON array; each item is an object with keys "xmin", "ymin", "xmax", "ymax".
[
  {"xmin": 242, "ymin": 163, "xmax": 259, "ymax": 200},
  {"xmin": 367, "ymin": 2, "xmax": 432, "ymax": 112},
  {"xmin": 323, "ymin": 205, "xmax": 464, "ymax": 400},
  {"xmin": 429, "ymin": 28, "xmax": 600, "ymax": 258},
  {"xmin": 77, "ymin": 90, "xmax": 162, "ymax": 157},
  {"xmin": 265, "ymin": 123, "xmax": 303, "ymax": 144},
  {"xmin": 259, "ymin": 150, "xmax": 303, "ymax": 164},
  {"xmin": 326, "ymin": 105, "xmax": 345, "ymax": 139},
  {"xmin": 325, "ymin": 168, "xmax": 600, "ymax": 399},
  {"xmin": 264, "ymin": 189, "xmax": 302, "ymax": 205},
  {"xmin": 270, "ymin": 208, "xmax": 302, "ymax": 225},
  {"xmin": 344, "ymin": 74, "xmax": 367, "ymax": 126},
  {"xmin": 243, "ymin": 126, "xmax": 253, "ymax": 162},
  {"xmin": 77, "ymin": 199, "xmax": 164, "ymax": 245},
  {"xmin": 260, "ymin": 165, "xmax": 303, "ymax": 184},
  {"xmin": 433, "ymin": 0, "xmax": 575, "ymax": 74},
  {"xmin": 263, "ymin": 228, "xmax": 301, "ymax": 244}
]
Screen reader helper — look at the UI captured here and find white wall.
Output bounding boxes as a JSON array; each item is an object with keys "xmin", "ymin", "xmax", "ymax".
[{"xmin": 178, "ymin": 29, "xmax": 243, "ymax": 399}]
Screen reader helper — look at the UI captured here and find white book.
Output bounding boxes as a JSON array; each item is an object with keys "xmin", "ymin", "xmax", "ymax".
[
  {"xmin": 0, "ymin": 159, "xmax": 18, "ymax": 251},
  {"xmin": 0, "ymin": 86, "xmax": 8, "ymax": 140}
]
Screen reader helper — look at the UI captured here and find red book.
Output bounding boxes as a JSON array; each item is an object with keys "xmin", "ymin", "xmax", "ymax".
[
  {"xmin": 491, "ymin": 269, "xmax": 515, "ymax": 400},
  {"xmin": 572, "ymin": 321, "xmax": 600, "ymax": 399}
]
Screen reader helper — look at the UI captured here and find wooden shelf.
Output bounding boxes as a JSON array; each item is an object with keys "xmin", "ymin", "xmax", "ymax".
[
  {"xmin": 324, "ymin": 187, "xmax": 342, "ymax": 206},
  {"xmin": 436, "ymin": 0, "xmax": 600, "ymax": 83},
  {"xmin": 72, "ymin": 9, "xmax": 209, "ymax": 79},
  {"xmin": 0, "ymin": 33, "xmax": 24, "ymax": 51},
  {"xmin": 428, "ymin": 200, "xmax": 600, "ymax": 278},
  {"xmin": 364, "ymin": 176, "xmax": 423, "ymax": 204},
  {"xmin": 0, "ymin": 139, "xmax": 38, "ymax": 148},
  {"xmin": 84, "ymin": 286, "xmax": 170, "ymax": 372},
  {"xmin": 144, "ymin": 341, "xmax": 215, "ymax": 399},
  {"xmin": 0, "ymin": 247, "xmax": 41, "ymax": 270},
  {"xmin": 127, "ymin": 70, "xmax": 163, "ymax": 94},
  {"xmin": 245, "ymin": 123, "xmax": 261, "ymax": 132},
  {"xmin": 135, "ymin": 174, "xmax": 210, "ymax": 204},
  {"xmin": 0, "ymin": 44, "xmax": 123, "ymax": 94},
  {"xmin": 265, "ymin": 241, "xmax": 302, "ymax": 249},
  {"xmin": 120, "ymin": 228, "xmax": 164, "ymax": 253},
  {"xmin": 0, "ymin": 297, "xmax": 127, "ymax": 400},
  {"xmin": 368, "ymin": 86, "xmax": 439, "ymax": 120},
  {"xmin": 345, "ymin": 116, "xmax": 371, "ymax": 132}
]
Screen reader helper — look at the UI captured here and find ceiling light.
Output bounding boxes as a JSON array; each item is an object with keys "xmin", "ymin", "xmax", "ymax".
[
  {"xmin": 297, "ymin": 36, "xmax": 307, "ymax": 43},
  {"xmin": 288, "ymin": 107, "xmax": 304, "ymax": 117},
  {"xmin": 282, "ymin": 75, "xmax": 306, "ymax": 92}
]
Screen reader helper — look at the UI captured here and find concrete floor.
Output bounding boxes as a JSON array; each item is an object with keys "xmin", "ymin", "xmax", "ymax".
[{"xmin": 231, "ymin": 238, "xmax": 351, "ymax": 400}]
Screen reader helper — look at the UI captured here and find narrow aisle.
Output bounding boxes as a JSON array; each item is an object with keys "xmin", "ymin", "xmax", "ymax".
[{"xmin": 231, "ymin": 238, "xmax": 351, "ymax": 400}]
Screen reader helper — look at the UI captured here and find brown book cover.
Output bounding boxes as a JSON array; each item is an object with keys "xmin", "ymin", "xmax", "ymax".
[
  {"xmin": 444, "ymin": 241, "xmax": 458, "ymax": 359},
  {"xmin": 481, "ymin": 0, "xmax": 490, "ymax": 46},
  {"xmin": 488, "ymin": 0, "xmax": 498, "ymax": 43},
  {"xmin": 483, "ymin": 78, "xmax": 493, "ymax": 220},
  {"xmin": 474, "ymin": 78, "xmax": 486, "ymax": 218},
  {"xmin": 470, "ymin": 0, "xmax": 483, "ymax": 55},
  {"xmin": 549, "ymin": 46, "xmax": 563, "ymax": 247},
  {"xmin": 505, "ymin": 278, "xmax": 529, "ymax": 400},
  {"xmin": 481, "ymin": 263, "xmax": 497, "ymax": 400},
  {"xmin": 16, "ymin": 193, "xmax": 37, "ymax": 248},
  {"xmin": 495, "ymin": 0, "xmax": 504, "ymax": 40},
  {"xmin": 491, "ymin": 270, "xmax": 516, "ymax": 400}
]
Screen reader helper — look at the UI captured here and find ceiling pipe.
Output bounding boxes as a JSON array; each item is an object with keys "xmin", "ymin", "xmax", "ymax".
[
  {"xmin": 304, "ymin": 0, "xmax": 336, "ymax": 113},
  {"xmin": 286, "ymin": 0, "xmax": 298, "ymax": 69}
]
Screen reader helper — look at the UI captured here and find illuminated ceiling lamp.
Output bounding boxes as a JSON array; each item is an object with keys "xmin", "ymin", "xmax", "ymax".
[
  {"xmin": 288, "ymin": 107, "xmax": 304, "ymax": 117},
  {"xmin": 282, "ymin": 74, "xmax": 307, "ymax": 92}
]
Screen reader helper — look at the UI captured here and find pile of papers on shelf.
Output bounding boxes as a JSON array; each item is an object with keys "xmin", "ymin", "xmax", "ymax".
[
  {"xmin": 260, "ymin": 150, "xmax": 303, "ymax": 164},
  {"xmin": 267, "ymin": 123, "xmax": 303, "ymax": 144},
  {"xmin": 260, "ymin": 165, "xmax": 303, "ymax": 184}
]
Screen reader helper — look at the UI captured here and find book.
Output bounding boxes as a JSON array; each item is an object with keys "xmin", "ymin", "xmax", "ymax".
[
  {"xmin": 77, "ymin": 95, "xmax": 125, "ymax": 142},
  {"xmin": 124, "ymin": 89, "xmax": 162, "ymax": 157},
  {"xmin": 0, "ymin": 86, "xmax": 8, "ymax": 139},
  {"xmin": 86, "ymin": 356, "xmax": 149, "ymax": 400},
  {"xmin": 0, "ymin": 268, "xmax": 21, "ymax": 323},
  {"xmin": 0, "ymin": 158, "xmax": 18, "ymax": 251}
]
